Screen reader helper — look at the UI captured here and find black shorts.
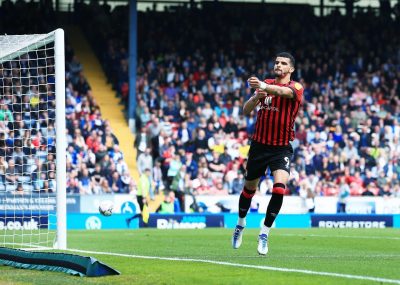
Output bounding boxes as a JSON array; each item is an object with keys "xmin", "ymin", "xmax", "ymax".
[{"xmin": 245, "ymin": 141, "xmax": 293, "ymax": 181}]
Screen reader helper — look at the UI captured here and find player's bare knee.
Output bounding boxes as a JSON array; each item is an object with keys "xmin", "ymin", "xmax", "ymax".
[
  {"xmin": 272, "ymin": 170, "xmax": 290, "ymax": 185},
  {"xmin": 244, "ymin": 179, "xmax": 258, "ymax": 192}
]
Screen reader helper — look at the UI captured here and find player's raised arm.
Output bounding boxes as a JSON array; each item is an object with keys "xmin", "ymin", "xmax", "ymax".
[
  {"xmin": 247, "ymin": 77, "xmax": 294, "ymax": 98},
  {"xmin": 243, "ymin": 89, "xmax": 267, "ymax": 116}
]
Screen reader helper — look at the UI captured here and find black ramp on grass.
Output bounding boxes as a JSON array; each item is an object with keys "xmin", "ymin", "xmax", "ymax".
[{"xmin": 0, "ymin": 247, "xmax": 120, "ymax": 277}]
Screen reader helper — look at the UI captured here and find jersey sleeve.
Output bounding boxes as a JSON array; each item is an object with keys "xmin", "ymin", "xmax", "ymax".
[{"xmin": 288, "ymin": 81, "xmax": 304, "ymax": 102}]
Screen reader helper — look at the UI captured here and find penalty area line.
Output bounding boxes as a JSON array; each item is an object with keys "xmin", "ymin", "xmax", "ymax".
[{"xmin": 66, "ymin": 248, "xmax": 400, "ymax": 284}]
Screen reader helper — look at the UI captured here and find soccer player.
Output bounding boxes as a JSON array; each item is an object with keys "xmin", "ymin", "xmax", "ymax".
[{"xmin": 232, "ymin": 52, "xmax": 303, "ymax": 255}]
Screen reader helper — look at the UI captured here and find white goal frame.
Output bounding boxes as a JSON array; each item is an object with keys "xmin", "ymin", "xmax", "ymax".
[{"xmin": 0, "ymin": 29, "xmax": 66, "ymax": 250}]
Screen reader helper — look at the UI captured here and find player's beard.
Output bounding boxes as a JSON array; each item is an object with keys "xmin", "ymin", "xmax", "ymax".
[{"xmin": 274, "ymin": 69, "xmax": 283, "ymax": 77}]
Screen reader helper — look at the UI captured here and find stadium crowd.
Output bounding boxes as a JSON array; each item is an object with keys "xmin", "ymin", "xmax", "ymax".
[
  {"xmin": 78, "ymin": 2, "xmax": 400, "ymax": 203},
  {"xmin": 1, "ymin": 1, "xmax": 400, "ymax": 205},
  {"xmin": 63, "ymin": 65, "xmax": 134, "ymax": 195},
  {"xmin": 0, "ymin": 4, "xmax": 133, "ymax": 194}
]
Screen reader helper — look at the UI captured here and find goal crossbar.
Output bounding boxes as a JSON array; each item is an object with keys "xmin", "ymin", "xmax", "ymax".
[{"xmin": 0, "ymin": 32, "xmax": 55, "ymax": 63}]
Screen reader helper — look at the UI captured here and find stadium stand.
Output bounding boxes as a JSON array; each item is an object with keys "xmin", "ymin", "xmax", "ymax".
[
  {"xmin": 0, "ymin": 2, "xmax": 135, "ymax": 195},
  {"xmin": 76, "ymin": 2, "xmax": 400, "ymax": 208},
  {"xmin": 1, "ymin": 1, "xmax": 400, "ymax": 209}
]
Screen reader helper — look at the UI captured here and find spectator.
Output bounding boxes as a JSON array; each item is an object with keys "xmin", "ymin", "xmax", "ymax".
[
  {"xmin": 170, "ymin": 165, "xmax": 188, "ymax": 212},
  {"xmin": 90, "ymin": 164, "xmax": 106, "ymax": 194},
  {"xmin": 109, "ymin": 171, "xmax": 124, "ymax": 193},
  {"xmin": 231, "ymin": 172, "xmax": 245, "ymax": 195},
  {"xmin": 134, "ymin": 126, "xmax": 151, "ymax": 157},
  {"xmin": 167, "ymin": 154, "xmax": 182, "ymax": 187},
  {"xmin": 5, "ymin": 159, "xmax": 20, "ymax": 190},
  {"xmin": 156, "ymin": 191, "xmax": 176, "ymax": 214},
  {"xmin": 183, "ymin": 152, "xmax": 198, "ymax": 180},
  {"xmin": 137, "ymin": 148, "xmax": 153, "ymax": 175},
  {"xmin": 337, "ymin": 177, "xmax": 350, "ymax": 213},
  {"xmin": 342, "ymin": 140, "xmax": 359, "ymax": 161},
  {"xmin": 208, "ymin": 151, "xmax": 226, "ymax": 179},
  {"xmin": 153, "ymin": 159, "xmax": 164, "ymax": 195},
  {"xmin": 362, "ymin": 183, "xmax": 377, "ymax": 196},
  {"xmin": 79, "ymin": 168, "xmax": 92, "ymax": 194}
]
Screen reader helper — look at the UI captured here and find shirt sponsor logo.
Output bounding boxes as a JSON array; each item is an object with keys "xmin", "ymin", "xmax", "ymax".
[
  {"xmin": 259, "ymin": 106, "xmax": 279, "ymax": 112},
  {"xmin": 294, "ymin": 82, "xmax": 302, "ymax": 90},
  {"xmin": 264, "ymin": 96, "xmax": 273, "ymax": 105},
  {"xmin": 259, "ymin": 96, "xmax": 279, "ymax": 112}
]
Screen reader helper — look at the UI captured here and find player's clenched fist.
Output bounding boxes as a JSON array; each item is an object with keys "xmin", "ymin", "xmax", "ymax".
[{"xmin": 248, "ymin": 77, "xmax": 263, "ymax": 89}]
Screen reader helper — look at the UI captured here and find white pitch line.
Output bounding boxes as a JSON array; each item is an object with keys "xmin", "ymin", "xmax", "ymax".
[
  {"xmin": 225, "ymin": 254, "xmax": 400, "ymax": 259},
  {"xmin": 66, "ymin": 248, "xmax": 400, "ymax": 284},
  {"xmin": 276, "ymin": 234, "xmax": 400, "ymax": 240}
]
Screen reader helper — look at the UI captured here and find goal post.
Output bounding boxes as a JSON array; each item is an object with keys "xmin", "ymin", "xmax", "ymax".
[
  {"xmin": 55, "ymin": 29, "xmax": 67, "ymax": 250},
  {"xmin": 0, "ymin": 29, "xmax": 66, "ymax": 250}
]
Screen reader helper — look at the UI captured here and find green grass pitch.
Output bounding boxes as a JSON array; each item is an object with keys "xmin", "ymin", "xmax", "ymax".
[{"xmin": 1, "ymin": 228, "xmax": 399, "ymax": 285}]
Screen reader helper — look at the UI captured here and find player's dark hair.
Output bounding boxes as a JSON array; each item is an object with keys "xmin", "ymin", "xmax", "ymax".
[{"xmin": 276, "ymin": 52, "xmax": 295, "ymax": 67}]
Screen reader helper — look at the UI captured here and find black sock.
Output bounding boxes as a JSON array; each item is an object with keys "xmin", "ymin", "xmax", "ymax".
[
  {"xmin": 238, "ymin": 187, "xmax": 255, "ymax": 218},
  {"xmin": 264, "ymin": 183, "xmax": 285, "ymax": 227}
]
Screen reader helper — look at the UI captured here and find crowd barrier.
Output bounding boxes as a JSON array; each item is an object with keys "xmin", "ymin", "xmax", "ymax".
[
  {"xmin": 74, "ymin": 213, "xmax": 400, "ymax": 229},
  {"xmin": 1, "ymin": 193, "xmax": 400, "ymax": 230},
  {"xmin": 2, "ymin": 194, "xmax": 399, "ymax": 215},
  {"xmin": 3, "ymin": 213, "xmax": 398, "ymax": 230}
]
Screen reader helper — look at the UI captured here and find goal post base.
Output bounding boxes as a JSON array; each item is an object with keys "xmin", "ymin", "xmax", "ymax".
[{"xmin": 0, "ymin": 247, "xmax": 120, "ymax": 277}]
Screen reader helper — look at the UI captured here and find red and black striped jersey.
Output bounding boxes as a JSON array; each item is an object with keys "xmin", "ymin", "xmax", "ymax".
[{"xmin": 251, "ymin": 79, "xmax": 303, "ymax": 146}]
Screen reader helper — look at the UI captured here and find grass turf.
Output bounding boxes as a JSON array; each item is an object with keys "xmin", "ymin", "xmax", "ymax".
[{"xmin": 1, "ymin": 228, "xmax": 399, "ymax": 285}]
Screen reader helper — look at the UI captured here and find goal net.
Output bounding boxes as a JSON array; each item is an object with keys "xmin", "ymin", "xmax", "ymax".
[{"xmin": 0, "ymin": 29, "xmax": 66, "ymax": 250}]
